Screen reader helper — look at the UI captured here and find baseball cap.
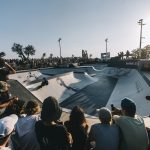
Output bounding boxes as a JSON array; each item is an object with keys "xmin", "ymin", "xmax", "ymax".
[
  {"xmin": 0, "ymin": 81, "xmax": 10, "ymax": 93},
  {"xmin": 0, "ymin": 114, "xmax": 18, "ymax": 138}
]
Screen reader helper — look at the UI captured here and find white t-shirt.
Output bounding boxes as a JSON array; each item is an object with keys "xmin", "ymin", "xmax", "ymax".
[{"xmin": 15, "ymin": 114, "xmax": 40, "ymax": 150}]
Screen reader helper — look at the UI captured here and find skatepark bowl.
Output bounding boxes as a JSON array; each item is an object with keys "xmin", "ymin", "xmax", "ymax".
[{"xmin": 9, "ymin": 64, "xmax": 150, "ymax": 127}]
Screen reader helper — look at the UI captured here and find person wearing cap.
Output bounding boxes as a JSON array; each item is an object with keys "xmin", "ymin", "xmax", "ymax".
[
  {"xmin": 87, "ymin": 107, "xmax": 120, "ymax": 150},
  {"xmin": 15, "ymin": 101, "xmax": 41, "ymax": 150},
  {"xmin": 113, "ymin": 98, "xmax": 149, "ymax": 150},
  {"xmin": 0, "ymin": 58, "xmax": 16, "ymax": 82},
  {"xmin": 0, "ymin": 81, "xmax": 18, "ymax": 116},
  {"xmin": 0, "ymin": 114, "xmax": 18, "ymax": 150},
  {"xmin": 35, "ymin": 96, "xmax": 71, "ymax": 150}
]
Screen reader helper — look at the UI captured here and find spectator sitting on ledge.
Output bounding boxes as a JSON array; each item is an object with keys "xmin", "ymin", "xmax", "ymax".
[
  {"xmin": 113, "ymin": 98, "xmax": 149, "ymax": 150},
  {"xmin": 88, "ymin": 107, "xmax": 120, "ymax": 150},
  {"xmin": 35, "ymin": 96, "xmax": 71, "ymax": 150},
  {"xmin": 0, "ymin": 81, "xmax": 18, "ymax": 117},
  {"xmin": 0, "ymin": 114, "xmax": 18, "ymax": 150},
  {"xmin": 64, "ymin": 106, "xmax": 88, "ymax": 150}
]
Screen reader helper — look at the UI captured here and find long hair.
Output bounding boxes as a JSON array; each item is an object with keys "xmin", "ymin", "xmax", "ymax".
[
  {"xmin": 41, "ymin": 96, "xmax": 62, "ymax": 122},
  {"xmin": 69, "ymin": 106, "xmax": 86, "ymax": 126}
]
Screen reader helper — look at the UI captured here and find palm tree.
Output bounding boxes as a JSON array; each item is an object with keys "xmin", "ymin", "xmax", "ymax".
[
  {"xmin": 120, "ymin": 51, "xmax": 124, "ymax": 60},
  {"xmin": 50, "ymin": 53, "xmax": 53, "ymax": 58},
  {"xmin": 125, "ymin": 50, "xmax": 130, "ymax": 59},
  {"xmin": 41, "ymin": 53, "xmax": 46, "ymax": 59},
  {"xmin": 89, "ymin": 54, "xmax": 92, "ymax": 58}
]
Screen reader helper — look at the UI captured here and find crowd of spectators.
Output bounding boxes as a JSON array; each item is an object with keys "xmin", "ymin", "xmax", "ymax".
[
  {"xmin": 3, "ymin": 57, "xmax": 100, "ymax": 71},
  {"xmin": 0, "ymin": 58, "xmax": 150, "ymax": 150}
]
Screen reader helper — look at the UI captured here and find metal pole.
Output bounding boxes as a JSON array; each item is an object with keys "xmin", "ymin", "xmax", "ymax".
[
  {"xmin": 139, "ymin": 19, "xmax": 143, "ymax": 51},
  {"xmin": 58, "ymin": 38, "xmax": 62, "ymax": 64},
  {"xmin": 138, "ymin": 19, "xmax": 145, "ymax": 58},
  {"xmin": 105, "ymin": 38, "xmax": 108, "ymax": 60},
  {"xmin": 105, "ymin": 38, "xmax": 108, "ymax": 54}
]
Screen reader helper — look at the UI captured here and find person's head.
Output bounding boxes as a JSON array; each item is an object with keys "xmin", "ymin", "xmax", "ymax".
[
  {"xmin": 10, "ymin": 99, "xmax": 26, "ymax": 116},
  {"xmin": 121, "ymin": 98, "xmax": 136, "ymax": 117},
  {"xmin": 41, "ymin": 96, "xmax": 62, "ymax": 122},
  {"xmin": 2, "ymin": 99, "xmax": 25, "ymax": 117},
  {"xmin": 25, "ymin": 101, "xmax": 41, "ymax": 116},
  {"xmin": 0, "ymin": 114, "xmax": 18, "ymax": 146},
  {"xmin": 0, "ymin": 81, "xmax": 10, "ymax": 101},
  {"xmin": 70, "ymin": 106, "xmax": 86, "ymax": 125},
  {"xmin": 98, "ymin": 107, "xmax": 112, "ymax": 124}
]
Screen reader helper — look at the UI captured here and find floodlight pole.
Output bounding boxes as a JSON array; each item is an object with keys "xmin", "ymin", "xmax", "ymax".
[
  {"xmin": 138, "ymin": 19, "xmax": 145, "ymax": 58},
  {"xmin": 105, "ymin": 38, "xmax": 108, "ymax": 54},
  {"xmin": 58, "ymin": 38, "xmax": 62, "ymax": 64},
  {"xmin": 105, "ymin": 38, "xmax": 108, "ymax": 60}
]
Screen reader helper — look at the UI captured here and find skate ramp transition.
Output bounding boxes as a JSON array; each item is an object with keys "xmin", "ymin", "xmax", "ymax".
[
  {"xmin": 10, "ymin": 70, "xmax": 98, "ymax": 103},
  {"xmin": 106, "ymin": 69, "xmax": 150, "ymax": 116},
  {"xmin": 6, "ymin": 79, "xmax": 150, "ymax": 130},
  {"xmin": 9, "ymin": 66, "xmax": 150, "ymax": 116}
]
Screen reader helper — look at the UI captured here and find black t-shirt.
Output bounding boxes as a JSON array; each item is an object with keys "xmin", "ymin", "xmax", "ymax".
[
  {"xmin": 35, "ymin": 120, "xmax": 70, "ymax": 150},
  {"xmin": 0, "ymin": 68, "xmax": 9, "ymax": 81},
  {"xmin": 64, "ymin": 121, "xmax": 88, "ymax": 150}
]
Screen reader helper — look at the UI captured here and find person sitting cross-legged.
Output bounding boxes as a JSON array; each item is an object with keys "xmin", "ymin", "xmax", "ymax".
[{"xmin": 15, "ymin": 101, "xmax": 41, "ymax": 150}]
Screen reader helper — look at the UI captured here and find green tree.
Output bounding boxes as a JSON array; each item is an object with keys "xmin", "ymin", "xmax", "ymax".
[
  {"xmin": 132, "ymin": 45, "xmax": 150, "ymax": 59},
  {"xmin": 24, "ymin": 45, "xmax": 36, "ymax": 59},
  {"xmin": 141, "ymin": 45, "xmax": 150, "ymax": 59},
  {"xmin": 131, "ymin": 49, "xmax": 139, "ymax": 59},
  {"xmin": 11, "ymin": 43, "xmax": 36, "ymax": 60},
  {"xmin": 89, "ymin": 54, "xmax": 92, "ymax": 58},
  {"xmin": 125, "ymin": 50, "xmax": 130, "ymax": 59},
  {"xmin": 11, "ymin": 43, "xmax": 26, "ymax": 60}
]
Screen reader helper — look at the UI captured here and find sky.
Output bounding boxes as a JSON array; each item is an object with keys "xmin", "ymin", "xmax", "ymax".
[{"xmin": 0, "ymin": 0, "xmax": 150, "ymax": 59}]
